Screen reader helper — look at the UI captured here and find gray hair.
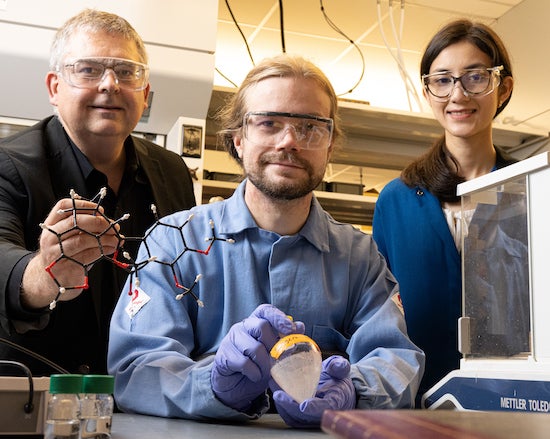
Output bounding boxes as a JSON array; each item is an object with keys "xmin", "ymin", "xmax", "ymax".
[{"xmin": 50, "ymin": 9, "xmax": 148, "ymax": 69}]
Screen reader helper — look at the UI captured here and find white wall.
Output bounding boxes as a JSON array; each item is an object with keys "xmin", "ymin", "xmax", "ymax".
[
  {"xmin": 0, "ymin": 0, "xmax": 218, "ymax": 134},
  {"xmin": 495, "ymin": 0, "xmax": 550, "ymax": 134}
]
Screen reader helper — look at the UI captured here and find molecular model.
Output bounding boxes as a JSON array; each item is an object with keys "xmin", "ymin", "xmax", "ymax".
[{"xmin": 40, "ymin": 188, "xmax": 233, "ymax": 310}]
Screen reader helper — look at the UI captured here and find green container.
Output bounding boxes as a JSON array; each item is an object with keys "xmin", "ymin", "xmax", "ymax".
[
  {"xmin": 82, "ymin": 375, "xmax": 114, "ymax": 394},
  {"xmin": 49, "ymin": 374, "xmax": 83, "ymax": 394}
]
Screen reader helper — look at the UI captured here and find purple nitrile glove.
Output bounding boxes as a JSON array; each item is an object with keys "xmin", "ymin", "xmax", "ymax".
[
  {"xmin": 271, "ymin": 355, "xmax": 356, "ymax": 428},
  {"xmin": 212, "ymin": 304, "xmax": 305, "ymax": 411}
]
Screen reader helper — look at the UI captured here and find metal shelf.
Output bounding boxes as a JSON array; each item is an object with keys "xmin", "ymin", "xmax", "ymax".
[{"xmin": 201, "ymin": 180, "xmax": 376, "ymax": 226}]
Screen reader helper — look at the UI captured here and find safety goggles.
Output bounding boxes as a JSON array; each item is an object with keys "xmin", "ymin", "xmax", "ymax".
[
  {"xmin": 242, "ymin": 111, "xmax": 333, "ymax": 150},
  {"xmin": 57, "ymin": 57, "xmax": 149, "ymax": 91},
  {"xmin": 422, "ymin": 65, "xmax": 503, "ymax": 102}
]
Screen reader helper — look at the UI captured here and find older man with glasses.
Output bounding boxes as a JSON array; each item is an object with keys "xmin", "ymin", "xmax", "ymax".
[
  {"xmin": 0, "ymin": 9, "xmax": 195, "ymax": 376},
  {"xmin": 107, "ymin": 53, "xmax": 425, "ymax": 429}
]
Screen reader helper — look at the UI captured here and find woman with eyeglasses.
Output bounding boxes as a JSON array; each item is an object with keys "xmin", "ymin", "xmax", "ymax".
[{"xmin": 372, "ymin": 19, "xmax": 515, "ymax": 402}]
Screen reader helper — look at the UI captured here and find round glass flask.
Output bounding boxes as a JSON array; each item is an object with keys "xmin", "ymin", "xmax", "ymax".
[{"xmin": 270, "ymin": 334, "xmax": 322, "ymax": 403}]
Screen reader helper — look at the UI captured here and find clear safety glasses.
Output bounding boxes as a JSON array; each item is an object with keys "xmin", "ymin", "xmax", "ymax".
[
  {"xmin": 422, "ymin": 65, "xmax": 503, "ymax": 102},
  {"xmin": 57, "ymin": 57, "xmax": 150, "ymax": 91},
  {"xmin": 243, "ymin": 111, "xmax": 334, "ymax": 150}
]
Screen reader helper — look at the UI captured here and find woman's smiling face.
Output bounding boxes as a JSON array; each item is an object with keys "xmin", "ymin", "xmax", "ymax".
[{"xmin": 424, "ymin": 40, "xmax": 512, "ymax": 143}]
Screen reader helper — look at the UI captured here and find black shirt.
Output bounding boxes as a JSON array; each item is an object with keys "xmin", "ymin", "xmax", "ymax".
[
  {"xmin": 0, "ymin": 115, "xmax": 196, "ymax": 377},
  {"xmin": 7, "ymin": 136, "xmax": 157, "ymax": 375}
]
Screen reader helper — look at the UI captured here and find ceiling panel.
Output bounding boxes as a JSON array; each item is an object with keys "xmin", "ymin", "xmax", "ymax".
[
  {"xmin": 215, "ymin": 1, "xmax": 527, "ymax": 113},
  {"xmin": 408, "ymin": 0, "xmax": 522, "ymax": 18}
]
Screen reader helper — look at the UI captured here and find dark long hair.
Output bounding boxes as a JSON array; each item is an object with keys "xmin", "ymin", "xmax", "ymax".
[{"xmin": 402, "ymin": 19, "xmax": 513, "ymax": 202}]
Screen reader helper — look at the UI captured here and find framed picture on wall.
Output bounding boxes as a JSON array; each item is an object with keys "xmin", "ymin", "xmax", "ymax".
[{"xmin": 181, "ymin": 125, "xmax": 203, "ymax": 158}]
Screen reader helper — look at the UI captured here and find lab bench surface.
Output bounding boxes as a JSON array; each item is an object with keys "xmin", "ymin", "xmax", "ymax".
[
  {"xmin": 111, "ymin": 413, "xmax": 326, "ymax": 438},
  {"xmin": 111, "ymin": 409, "xmax": 550, "ymax": 438}
]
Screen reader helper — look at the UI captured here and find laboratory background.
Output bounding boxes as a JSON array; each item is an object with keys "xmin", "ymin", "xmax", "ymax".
[
  {"xmin": 1, "ymin": 0, "xmax": 547, "ymax": 231},
  {"xmin": 1, "ymin": 0, "xmax": 550, "ymax": 437}
]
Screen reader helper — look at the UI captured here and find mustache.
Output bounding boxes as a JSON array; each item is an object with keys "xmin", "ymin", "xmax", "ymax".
[{"xmin": 259, "ymin": 151, "xmax": 309, "ymax": 168}]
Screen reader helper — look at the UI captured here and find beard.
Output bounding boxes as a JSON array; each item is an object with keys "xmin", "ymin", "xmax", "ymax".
[{"xmin": 245, "ymin": 151, "xmax": 326, "ymax": 201}]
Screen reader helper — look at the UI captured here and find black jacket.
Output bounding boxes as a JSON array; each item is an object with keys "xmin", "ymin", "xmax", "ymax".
[{"xmin": 0, "ymin": 116, "xmax": 196, "ymax": 375}]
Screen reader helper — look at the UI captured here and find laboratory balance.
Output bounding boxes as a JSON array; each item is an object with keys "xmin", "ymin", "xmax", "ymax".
[{"xmin": 422, "ymin": 151, "xmax": 550, "ymax": 413}]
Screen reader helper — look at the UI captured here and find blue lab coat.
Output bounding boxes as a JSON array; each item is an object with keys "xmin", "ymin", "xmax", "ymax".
[{"xmin": 108, "ymin": 180, "xmax": 425, "ymax": 421}]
